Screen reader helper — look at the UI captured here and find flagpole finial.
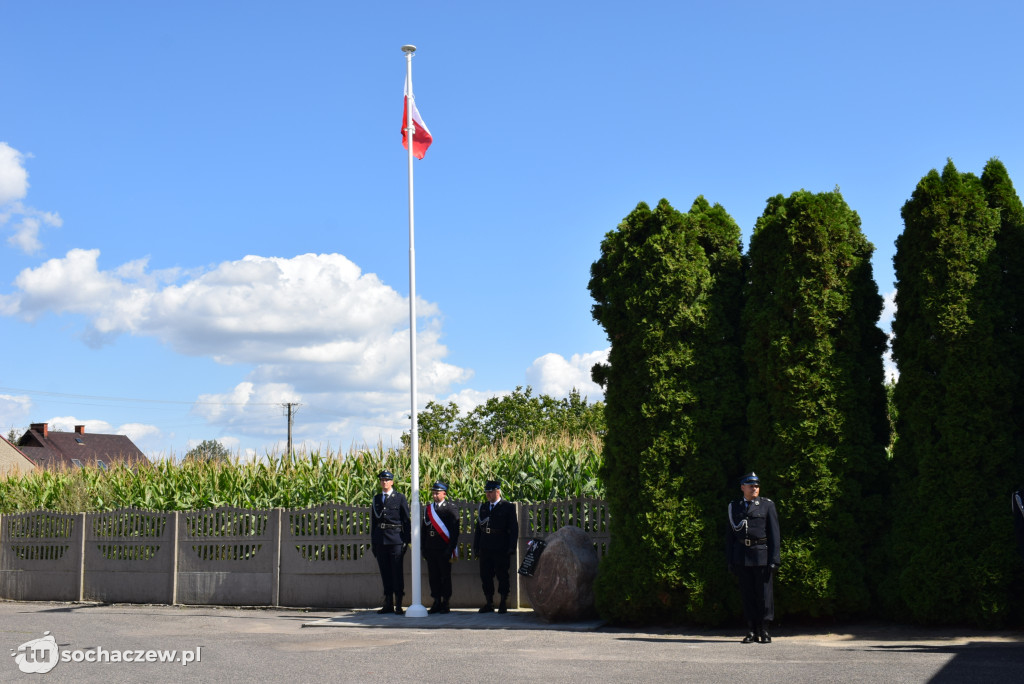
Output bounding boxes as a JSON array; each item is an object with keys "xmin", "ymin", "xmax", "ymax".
[{"xmin": 401, "ymin": 45, "xmax": 417, "ymax": 54}]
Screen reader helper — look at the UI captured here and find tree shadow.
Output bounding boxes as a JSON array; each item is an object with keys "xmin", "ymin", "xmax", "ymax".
[{"xmin": 865, "ymin": 643, "xmax": 1024, "ymax": 683}]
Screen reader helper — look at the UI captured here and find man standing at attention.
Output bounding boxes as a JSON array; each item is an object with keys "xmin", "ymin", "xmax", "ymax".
[
  {"xmin": 727, "ymin": 472, "xmax": 781, "ymax": 643},
  {"xmin": 422, "ymin": 481, "xmax": 460, "ymax": 614},
  {"xmin": 474, "ymin": 479, "xmax": 518, "ymax": 613},
  {"xmin": 371, "ymin": 470, "xmax": 410, "ymax": 615}
]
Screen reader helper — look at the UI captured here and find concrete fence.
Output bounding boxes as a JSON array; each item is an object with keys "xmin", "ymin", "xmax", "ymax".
[{"xmin": 0, "ymin": 498, "xmax": 610, "ymax": 609}]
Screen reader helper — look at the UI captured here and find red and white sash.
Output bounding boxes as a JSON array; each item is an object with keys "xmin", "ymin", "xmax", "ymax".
[{"xmin": 426, "ymin": 503, "xmax": 457, "ymax": 559}]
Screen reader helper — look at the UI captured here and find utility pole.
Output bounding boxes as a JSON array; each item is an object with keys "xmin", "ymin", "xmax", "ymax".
[{"xmin": 282, "ymin": 403, "xmax": 301, "ymax": 455}]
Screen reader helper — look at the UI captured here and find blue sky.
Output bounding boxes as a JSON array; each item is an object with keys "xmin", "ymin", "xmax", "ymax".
[{"xmin": 1, "ymin": 2, "xmax": 1022, "ymax": 458}]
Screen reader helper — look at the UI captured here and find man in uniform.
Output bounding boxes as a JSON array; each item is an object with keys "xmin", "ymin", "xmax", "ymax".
[
  {"xmin": 473, "ymin": 479, "xmax": 518, "ymax": 613},
  {"xmin": 370, "ymin": 470, "xmax": 410, "ymax": 615},
  {"xmin": 727, "ymin": 472, "xmax": 781, "ymax": 643},
  {"xmin": 422, "ymin": 481, "xmax": 460, "ymax": 614}
]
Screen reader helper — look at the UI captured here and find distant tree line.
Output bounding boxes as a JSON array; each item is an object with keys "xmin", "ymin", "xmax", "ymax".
[
  {"xmin": 410, "ymin": 386, "xmax": 604, "ymax": 447},
  {"xmin": 589, "ymin": 159, "xmax": 1024, "ymax": 627}
]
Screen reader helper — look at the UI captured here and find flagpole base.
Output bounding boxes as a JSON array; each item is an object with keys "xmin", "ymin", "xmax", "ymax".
[{"xmin": 404, "ymin": 603, "xmax": 428, "ymax": 618}]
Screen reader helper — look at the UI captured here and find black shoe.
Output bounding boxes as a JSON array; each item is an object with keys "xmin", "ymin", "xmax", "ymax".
[
  {"xmin": 378, "ymin": 594, "xmax": 394, "ymax": 614},
  {"xmin": 478, "ymin": 602, "xmax": 494, "ymax": 613},
  {"xmin": 439, "ymin": 600, "xmax": 450, "ymax": 614},
  {"xmin": 759, "ymin": 629, "xmax": 771, "ymax": 643},
  {"xmin": 742, "ymin": 632, "xmax": 758, "ymax": 643},
  {"xmin": 428, "ymin": 599, "xmax": 442, "ymax": 614},
  {"xmin": 498, "ymin": 597, "xmax": 508, "ymax": 614}
]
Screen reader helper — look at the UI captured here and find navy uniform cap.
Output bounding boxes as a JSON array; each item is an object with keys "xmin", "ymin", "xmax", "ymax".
[
  {"xmin": 431, "ymin": 481, "xmax": 448, "ymax": 492},
  {"xmin": 484, "ymin": 479, "xmax": 501, "ymax": 491},
  {"xmin": 739, "ymin": 472, "xmax": 760, "ymax": 486},
  {"xmin": 378, "ymin": 470, "xmax": 394, "ymax": 480}
]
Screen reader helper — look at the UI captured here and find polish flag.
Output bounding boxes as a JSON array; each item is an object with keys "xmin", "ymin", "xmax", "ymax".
[{"xmin": 402, "ymin": 75, "xmax": 433, "ymax": 159}]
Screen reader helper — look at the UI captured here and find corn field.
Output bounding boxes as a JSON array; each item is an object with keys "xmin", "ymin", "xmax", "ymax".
[{"xmin": 0, "ymin": 433, "xmax": 604, "ymax": 513}]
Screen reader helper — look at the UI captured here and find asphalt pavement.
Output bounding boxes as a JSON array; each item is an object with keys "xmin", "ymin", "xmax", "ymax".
[{"xmin": 2, "ymin": 601, "xmax": 1022, "ymax": 683}]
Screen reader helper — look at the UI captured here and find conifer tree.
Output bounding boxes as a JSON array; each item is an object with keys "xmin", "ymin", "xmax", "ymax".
[
  {"xmin": 743, "ymin": 189, "xmax": 889, "ymax": 616},
  {"xmin": 891, "ymin": 160, "xmax": 1022, "ymax": 624},
  {"xmin": 589, "ymin": 197, "xmax": 745, "ymax": 623}
]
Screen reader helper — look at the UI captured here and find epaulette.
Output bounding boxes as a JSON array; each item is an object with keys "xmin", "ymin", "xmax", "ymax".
[{"xmin": 761, "ymin": 497, "xmax": 773, "ymax": 503}]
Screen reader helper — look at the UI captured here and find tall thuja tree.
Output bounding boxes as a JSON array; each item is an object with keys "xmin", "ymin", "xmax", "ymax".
[
  {"xmin": 891, "ymin": 160, "xmax": 1021, "ymax": 625},
  {"xmin": 981, "ymin": 160, "xmax": 1024, "ymax": 486},
  {"xmin": 589, "ymin": 197, "xmax": 745, "ymax": 623},
  {"xmin": 984, "ymin": 160, "xmax": 1024, "ymax": 622},
  {"xmin": 743, "ymin": 189, "xmax": 889, "ymax": 617}
]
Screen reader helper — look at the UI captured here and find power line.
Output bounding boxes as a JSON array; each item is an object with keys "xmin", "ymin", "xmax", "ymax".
[{"xmin": 0, "ymin": 386, "xmax": 287, "ymax": 407}]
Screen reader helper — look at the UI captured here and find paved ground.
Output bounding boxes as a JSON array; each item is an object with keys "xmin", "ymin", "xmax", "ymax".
[
  {"xmin": 2, "ymin": 601, "xmax": 1022, "ymax": 683},
  {"xmin": 304, "ymin": 607, "xmax": 606, "ymax": 630}
]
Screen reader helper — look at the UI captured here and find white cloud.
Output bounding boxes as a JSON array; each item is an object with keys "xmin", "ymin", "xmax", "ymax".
[
  {"xmin": 118, "ymin": 422, "xmax": 163, "ymax": 444},
  {"xmin": 525, "ymin": 348, "xmax": 608, "ymax": 400},
  {"xmin": 0, "ymin": 143, "xmax": 61, "ymax": 254},
  {"xmin": 0, "ymin": 393, "xmax": 32, "ymax": 433},
  {"xmin": 0, "ymin": 143, "xmax": 29, "ymax": 205},
  {"xmin": 46, "ymin": 417, "xmax": 114, "ymax": 434},
  {"xmin": 1, "ymin": 250, "xmax": 473, "ymax": 450},
  {"xmin": 41, "ymin": 416, "xmax": 169, "ymax": 456}
]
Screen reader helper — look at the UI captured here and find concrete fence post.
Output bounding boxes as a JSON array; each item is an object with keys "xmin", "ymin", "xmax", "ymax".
[{"xmin": 271, "ymin": 508, "xmax": 282, "ymax": 607}]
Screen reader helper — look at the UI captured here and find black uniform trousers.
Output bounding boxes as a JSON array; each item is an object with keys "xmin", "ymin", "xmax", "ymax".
[
  {"xmin": 424, "ymin": 547, "xmax": 453, "ymax": 600},
  {"xmin": 736, "ymin": 565, "xmax": 774, "ymax": 624},
  {"xmin": 374, "ymin": 544, "xmax": 405, "ymax": 597},
  {"xmin": 478, "ymin": 548, "xmax": 511, "ymax": 599}
]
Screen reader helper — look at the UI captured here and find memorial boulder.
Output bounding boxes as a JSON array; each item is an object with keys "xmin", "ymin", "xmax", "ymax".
[{"xmin": 520, "ymin": 525, "xmax": 598, "ymax": 622}]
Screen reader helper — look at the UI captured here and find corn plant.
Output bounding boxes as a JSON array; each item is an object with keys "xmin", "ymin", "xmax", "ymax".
[{"xmin": 0, "ymin": 432, "xmax": 605, "ymax": 513}]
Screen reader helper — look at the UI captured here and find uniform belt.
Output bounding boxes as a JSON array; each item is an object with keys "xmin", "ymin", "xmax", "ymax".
[
  {"xmin": 744, "ymin": 537, "xmax": 768, "ymax": 547},
  {"xmin": 379, "ymin": 523, "xmax": 402, "ymax": 529},
  {"xmin": 428, "ymin": 530, "xmax": 436, "ymax": 536}
]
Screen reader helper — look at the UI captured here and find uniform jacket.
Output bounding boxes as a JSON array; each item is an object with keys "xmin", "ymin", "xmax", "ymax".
[
  {"xmin": 473, "ymin": 498, "xmax": 518, "ymax": 555},
  {"xmin": 371, "ymin": 490, "xmax": 411, "ymax": 546},
  {"xmin": 726, "ymin": 496, "xmax": 781, "ymax": 567},
  {"xmin": 422, "ymin": 498, "xmax": 460, "ymax": 555}
]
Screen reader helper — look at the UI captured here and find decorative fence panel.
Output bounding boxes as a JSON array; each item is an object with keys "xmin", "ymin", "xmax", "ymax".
[
  {"xmin": 0, "ymin": 511, "xmax": 83, "ymax": 601},
  {"xmin": 82, "ymin": 508, "xmax": 175, "ymax": 604},
  {"xmin": 519, "ymin": 497, "xmax": 611, "ymax": 559},
  {"xmin": 176, "ymin": 507, "xmax": 281, "ymax": 606},
  {"xmin": 278, "ymin": 504, "xmax": 377, "ymax": 607},
  {"xmin": 0, "ymin": 498, "xmax": 607, "ymax": 608}
]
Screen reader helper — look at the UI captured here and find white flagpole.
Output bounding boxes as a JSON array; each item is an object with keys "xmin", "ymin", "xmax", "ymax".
[{"xmin": 401, "ymin": 43, "xmax": 427, "ymax": 618}]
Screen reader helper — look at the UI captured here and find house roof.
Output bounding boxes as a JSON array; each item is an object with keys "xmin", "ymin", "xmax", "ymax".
[{"xmin": 17, "ymin": 423, "xmax": 148, "ymax": 470}]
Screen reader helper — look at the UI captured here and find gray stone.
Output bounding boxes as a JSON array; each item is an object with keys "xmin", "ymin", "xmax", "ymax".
[{"xmin": 521, "ymin": 526, "xmax": 599, "ymax": 622}]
